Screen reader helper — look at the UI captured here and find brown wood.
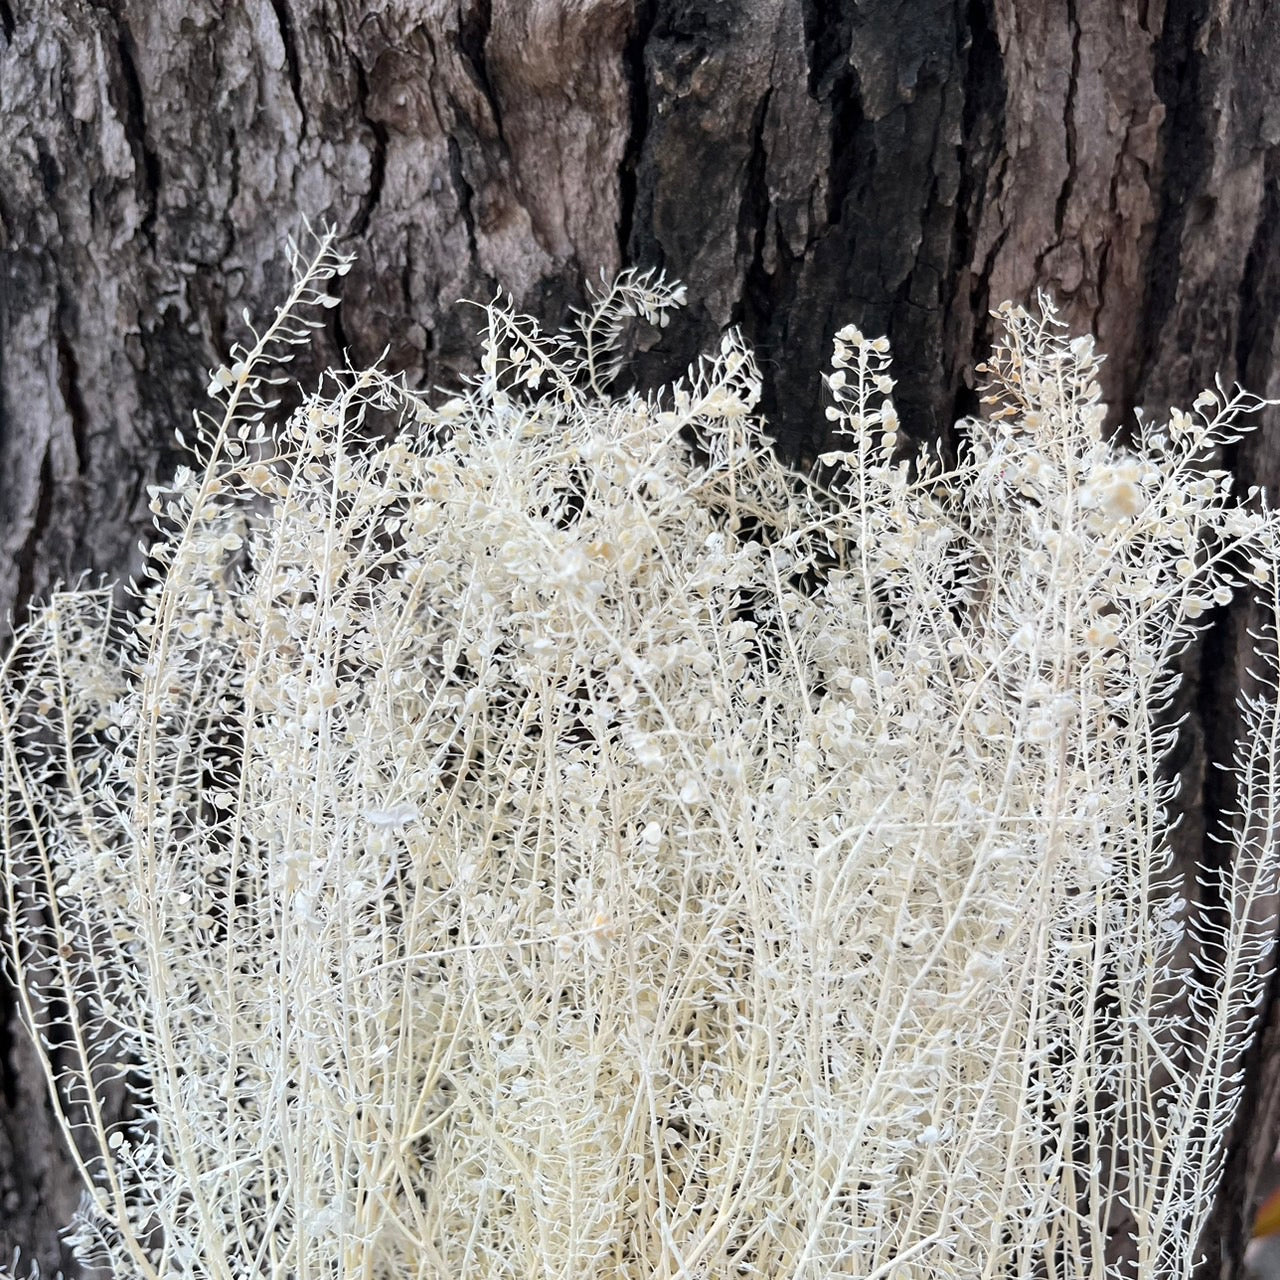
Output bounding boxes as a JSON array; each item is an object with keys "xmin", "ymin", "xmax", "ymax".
[{"xmin": 3, "ymin": 1, "xmax": 1279, "ymax": 1274}]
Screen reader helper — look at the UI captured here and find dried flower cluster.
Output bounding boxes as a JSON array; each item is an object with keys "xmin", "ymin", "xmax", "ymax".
[{"xmin": 2, "ymin": 230, "xmax": 1279, "ymax": 1279}]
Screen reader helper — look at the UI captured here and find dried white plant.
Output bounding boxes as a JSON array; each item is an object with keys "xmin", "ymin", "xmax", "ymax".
[{"xmin": 3, "ymin": 228, "xmax": 1279, "ymax": 1280}]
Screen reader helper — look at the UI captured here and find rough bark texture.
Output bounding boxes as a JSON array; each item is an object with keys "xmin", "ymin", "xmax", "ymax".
[{"xmin": 3, "ymin": 1, "xmax": 1280, "ymax": 1275}]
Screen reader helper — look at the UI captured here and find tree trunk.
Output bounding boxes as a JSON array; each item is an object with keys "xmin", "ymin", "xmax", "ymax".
[{"xmin": 3, "ymin": 1, "xmax": 1279, "ymax": 1275}]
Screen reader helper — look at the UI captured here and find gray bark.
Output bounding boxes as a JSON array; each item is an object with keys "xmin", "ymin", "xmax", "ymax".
[{"xmin": 3, "ymin": 1, "xmax": 1280, "ymax": 1275}]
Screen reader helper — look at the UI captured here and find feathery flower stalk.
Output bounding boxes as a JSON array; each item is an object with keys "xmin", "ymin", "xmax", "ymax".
[{"xmin": 2, "ymin": 229, "xmax": 1279, "ymax": 1279}]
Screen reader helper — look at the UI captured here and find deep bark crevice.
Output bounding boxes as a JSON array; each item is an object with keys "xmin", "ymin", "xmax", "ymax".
[
  {"xmin": 351, "ymin": 59, "xmax": 387, "ymax": 238},
  {"xmin": 226, "ymin": 128, "xmax": 242, "ymax": 233},
  {"xmin": 1054, "ymin": 0, "xmax": 1081, "ymax": 241},
  {"xmin": 1138, "ymin": 0, "xmax": 1213, "ymax": 395},
  {"xmin": 456, "ymin": 0, "xmax": 497, "ymax": 123},
  {"xmin": 800, "ymin": 0, "xmax": 851, "ymax": 104},
  {"xmin": 734, "ymin": 88, "xmax": 772, "ymax": 328},
  {"xmin": 267, "ymin": 0, "xmax": 307, "ymax": 133},
  {"xmin": 805, "ymin": 0, "xmax": 862, "ymax": 230},
  {"xmin": 35, "ymin": 145, "xmax": 59, "ymax": 200},
  {"xmin": 618, "ymin": 0, "xmax": 657, "ymax": 265},
  {"xmin": 950, "ymin": 0, "xmax": 1005, "ymax": 426},
  {"xmin": 54, "ymin": 322, "xmax": 87, "ymax": 474},
  {"xmin": 446, "ymin": 133, "xmax": 479, "ymax": 267},
  {"xmin": 1236, "ymin": 157, "xmax": 1280, "ymax": 388},
  {"xmin": 114, "ymin": 24, "xmax": 160, "ymax": 246},
  {"xmin": 14, "ymin": 451, "xmax": 53, "ymax": 632},
  {"xmin": 0, "ymin": 1002, "xmax": 16, "ymax": 1112}
]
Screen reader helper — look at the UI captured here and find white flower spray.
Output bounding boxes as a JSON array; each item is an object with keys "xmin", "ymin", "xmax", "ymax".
[{"xmin": 2, "ymin": 232, "xmax": 1278, "ymax": 1279}]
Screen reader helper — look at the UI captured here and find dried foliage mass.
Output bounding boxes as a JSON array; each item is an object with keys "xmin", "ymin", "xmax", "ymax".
[{"xmin": 2, "ymin": 230, "xmax": 1280, "ymax": 1279}]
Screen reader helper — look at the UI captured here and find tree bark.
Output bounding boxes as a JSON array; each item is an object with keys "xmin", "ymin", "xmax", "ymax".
[{"xmin": 3, "ymin": 1, "xmax": 1279, "ymax": 1275}]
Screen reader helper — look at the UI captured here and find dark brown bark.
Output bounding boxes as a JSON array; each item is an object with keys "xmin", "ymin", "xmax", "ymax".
[{"xmin": 3, "ymin": 1, "xmax": 1280, "ymax": 1275}]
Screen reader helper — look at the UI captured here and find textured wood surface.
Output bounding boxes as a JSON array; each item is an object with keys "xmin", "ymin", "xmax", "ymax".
[{"xmin": 3, "ymin": 2, "xmax": 1280, "ymax": 1275}]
